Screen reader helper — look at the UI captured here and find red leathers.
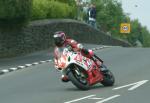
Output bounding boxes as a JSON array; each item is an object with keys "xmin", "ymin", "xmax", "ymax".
[{"xmin": 54, "ymin": 38, "xmax": 94, "ymax": 60}]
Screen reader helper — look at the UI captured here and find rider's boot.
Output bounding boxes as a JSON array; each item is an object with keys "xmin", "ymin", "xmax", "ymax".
[{"xmin": 91, "ymin": 56, "xmax": 108, "ymax": 72}]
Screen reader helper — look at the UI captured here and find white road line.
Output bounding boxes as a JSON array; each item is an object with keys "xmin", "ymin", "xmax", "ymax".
[
  {"xmin": 46, "ymin": 60, "xmax": 52, "ymax": 62},
  {"xmin": 128, "ymin": 80, "xmax": 149, "ymax": 91},
  {"xmin": 9, "ymin": 68, "xmax": 18, "ymax": 71},
  {"xmin": 64, "ymin": 95, "xmax": 96, "ymax": 103},
  {"xmin": 39, "ymin": 61, "xmax": 47, "ymax": 63},
  {"xmin": 96, "ymin": 95, "xmax": 120, "ymax": 103},
  {"xmin": 18, "ymin": 66, "xmax": 25, "ymax": 69},
  {"xmin": 113, "ymin": 80, "xmax": 149, "ymax": 91},
  {"xmin": 33, "ymin": 62, "xmax": 39, "ymax": 65},
  {"xmin": 1, "ymin": 69, "xmax": 9, "ymax": 73},
  {"xmin": 88, "ymin": 97, "xmax": 103, "ymax": 100},
  {"xmin": 25, "ymin": 64, "xmax": 32, "ymax": 67}
]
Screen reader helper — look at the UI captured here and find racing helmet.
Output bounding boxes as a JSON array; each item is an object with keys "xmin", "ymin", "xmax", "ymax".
[{"xmin": 53, "ymin": 31, "xmax": 66, "ymax": 47}]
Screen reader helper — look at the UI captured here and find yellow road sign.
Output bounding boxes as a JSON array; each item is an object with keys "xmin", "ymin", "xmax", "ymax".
[{"xmin": 120, "ymin": 23, "xmax": 130, "ymax": 33}]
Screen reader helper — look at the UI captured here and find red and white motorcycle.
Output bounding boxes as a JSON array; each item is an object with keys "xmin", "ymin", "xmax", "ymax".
[{"xmin": 54, "ymin": 46, "xmax": 115, "ymax": 90}]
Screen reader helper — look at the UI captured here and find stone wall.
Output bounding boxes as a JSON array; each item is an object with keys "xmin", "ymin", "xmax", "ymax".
[{"xmin": 0, "ymin": 19, "xmax": 131, "ymax": 58}]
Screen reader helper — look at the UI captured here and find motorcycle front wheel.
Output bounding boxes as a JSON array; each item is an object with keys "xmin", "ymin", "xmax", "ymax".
[{"xmin": 67, "ymin": 66, "xmax": 90, "ymax": 90}]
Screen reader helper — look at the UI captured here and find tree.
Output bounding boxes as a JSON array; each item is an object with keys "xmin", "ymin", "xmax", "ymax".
[
  {"xmin": 92, "ymin": 0, "xmax": 124, "ymax": 35},
  {"xmin": 92, "ymin": 0, "xmax": 150, "ymax": 47},
  {"xmin": 141, "ymin": 26, "xmax": 150, "ymax": 47},
  {"xmin": 0, "ymin": 0, "xmax": 32, "ymax": 24}
]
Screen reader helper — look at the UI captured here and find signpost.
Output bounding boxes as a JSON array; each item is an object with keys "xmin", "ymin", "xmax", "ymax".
[{"xmin": 120, "ymin": 23, "xmax": 131, "ymax": 33}]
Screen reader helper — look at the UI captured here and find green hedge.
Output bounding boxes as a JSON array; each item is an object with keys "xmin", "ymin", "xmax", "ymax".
[
  {"xmin": 31, "ymin": 0, "xmax": 77, "ymax": 20},
  {"xmin": 0, "ymin": 0, "xmax": 77, "ymax": 23},
  {"xmin": 0, "ymin": 0, "xmax": 32, "ymax": 24}
]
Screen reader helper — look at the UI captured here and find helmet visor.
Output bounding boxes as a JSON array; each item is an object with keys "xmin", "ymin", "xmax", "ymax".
[{"xmin": 54, "ymin": 37, "xmax": 64, "ymax": 46}]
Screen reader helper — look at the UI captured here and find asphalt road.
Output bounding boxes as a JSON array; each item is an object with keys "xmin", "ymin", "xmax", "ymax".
[{"xmin": 0, "ymin": 46, "xmax": 150, "ymax": 103}]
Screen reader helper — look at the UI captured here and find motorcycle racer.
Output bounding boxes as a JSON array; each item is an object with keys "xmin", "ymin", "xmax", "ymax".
[{"xmin": 53, "ymin": 31, "xmax": 104, "ymax": 82}]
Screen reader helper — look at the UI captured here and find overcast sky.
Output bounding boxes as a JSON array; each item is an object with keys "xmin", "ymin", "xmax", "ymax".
[{"xmin": 120, "ymin": 0, "xmax": 150, "ymax": 31}]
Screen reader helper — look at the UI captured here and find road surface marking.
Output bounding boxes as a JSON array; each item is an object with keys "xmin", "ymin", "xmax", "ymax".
[
  {"xmin": 46, "ymin": 60, "xmax": 52, "ymax": 62},
  {"xmin": 25, "ymin": 64, "xmax": 32, "ymax": 67},
  {"xmin": 88, "ymin": 97, "xmax": 103, "ymax": 100},
  {"xmin": 9, "ymin": 68, "xmax": 18, "ymax": 71},
  {"xmin": 33, "ymin": 62, "xmax": 39, "ymax": 65},
  {"xmin": 96, "ymin": 95, "xmax": 120, "ymax": 103},
  {"xmin": 39, "ymin": 61, "xmax": 47, "ymax": 63},
  {"xmin": 18, "ymin": 66, "xmax": 26, "ymax": 69},
  {"xmin": 1, "ymin": 69, "xmax": 9, "ymax": 73},
  {"xmin": 113, "ymin": 80, "xmax": 149, "ymax": 91},
  {"xmin": 64, "ymin": 95, "xmax": 96, "ymax": 103}
]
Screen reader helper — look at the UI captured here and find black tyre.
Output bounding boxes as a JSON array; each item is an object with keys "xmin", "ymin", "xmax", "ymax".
[
  {"xmin": 67, "ymin": 66, "xmax": 90, "ymax": 90},
  {"xmin": 101, "ymin": 70, "xmax": 115, "ymax": 86}
]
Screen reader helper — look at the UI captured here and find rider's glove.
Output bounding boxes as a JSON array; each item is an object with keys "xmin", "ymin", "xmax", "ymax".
[{"xmin": 82, "ymin": 48, "xmax": 89, "ymax": 55}]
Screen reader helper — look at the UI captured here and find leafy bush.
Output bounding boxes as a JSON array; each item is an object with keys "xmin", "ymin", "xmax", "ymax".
[
  {"xmin": 31, "ymin": 0, "xmax": 49, "ymax": 20},
  {"xmin": 56, "ymin": 0, "xmax": 77, "ymax": 6},
  {"xmin": 0, "ymin": 0, "xmax": 32, "ymax": 24},
  {"xmin": 32, "ymin": 0, "xmax": 77, "ymax": 20},
  {"xmin": 47, "ymin": 1, "xmax": 70, "ymax": 18}
]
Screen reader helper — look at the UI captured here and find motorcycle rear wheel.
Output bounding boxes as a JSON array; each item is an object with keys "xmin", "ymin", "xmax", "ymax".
[{"xmin": 101, "ymin": 70, "xmax": 115, "ymax": 86}]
